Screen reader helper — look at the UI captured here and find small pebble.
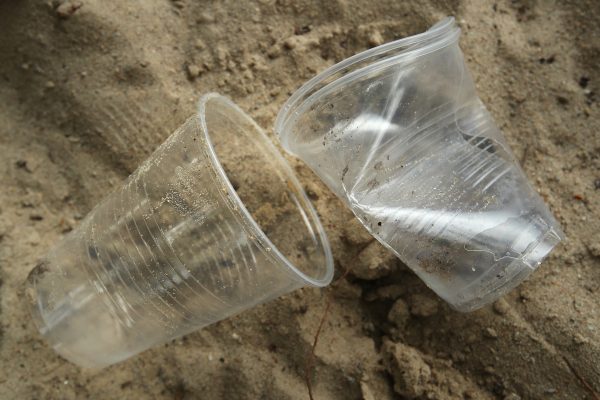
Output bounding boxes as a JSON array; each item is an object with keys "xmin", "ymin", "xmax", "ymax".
[
  {"xmin": 465, "ymin": 333, "xmax": 478, "ymax": 344},
  {"xmin": 360, "ymin": 379, "xmax": 376, "ymax": 400},
  {"xmin": 573, "ymin": 333, "xmax": 589, "ymax": 345},
  {"xmin": 493, "ymin": 299, "xmax": 510, "ymax": 315},
  {"xmin": 194, "ymin": 39, "xmax": 206, "ymax": 50},
  {"xmin": 283, "ymin": 37, "xmax": 297, "ymax": 50},
  {"xmin": 186, "ymin": 64, "xmax": 201, "ymax": 80},
  {"xmin": 45, "ymin": 80, "xmax": 55, "ymax": 88},
  {"xmin": 172, "ymin": 0, "xmax": 185, "ymax": 9},
  {"xmin": 198, "ymin": 12, "xmax": 215, "ymax": 23},
  {"xmin": 267, "ymin": 44, "xmax": 281, "ymax": 59},
  {"xmin": 368, "ymin": 31, "xmax": 384, "ymax": 47},
  {"xmin": 409, "ymin": 294, "xmax": 438, "ymax": 317},
  {"xmin": 59, "ymin": 217, "xmax": 74, "ymax": 233},
  {"xmin": 484, "ymin": 327, "xmax": 498, "ymax": 339},
  {"xmin": 56, "ymin": 1, "xmax": 82, "ymax": 19},
  {"xmin": 388, "ymin": 298, "xmax": 410, "ymax": 327},
  {"xmin": 362, "ymin": 321, "xmax": 375, "ymax": 334}
]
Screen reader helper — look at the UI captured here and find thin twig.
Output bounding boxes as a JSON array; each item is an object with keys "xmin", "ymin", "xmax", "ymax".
[
  {"xmin": 520, "ymin": 142, "xmax": 530, "ymax": 166},
  {"xmin": 563, "ymin": 356, "xmax": 600, "ymax": 400},
  {"xmin": 305, "ymin": 266, "xmax": 351, "ymax": 400}
]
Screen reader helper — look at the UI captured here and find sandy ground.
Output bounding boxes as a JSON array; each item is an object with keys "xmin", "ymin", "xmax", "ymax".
[{"xmin": 0, "ymin": 0, "xmax": 599, "ymax": 399}]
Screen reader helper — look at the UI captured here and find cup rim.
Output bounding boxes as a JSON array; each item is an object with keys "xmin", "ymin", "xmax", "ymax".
[
  {"xmin": 275, "ymin": 17, "xmax": 460, "ymax": 148},
  {"xmin": 197, "ymin": 93, "xmax": 334, "ymax": 287}
]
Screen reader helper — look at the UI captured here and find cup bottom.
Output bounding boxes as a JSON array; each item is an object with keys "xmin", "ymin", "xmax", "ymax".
[{"xmin": 449, "ymin": 228, "xmax": 562, "ymax": 312}]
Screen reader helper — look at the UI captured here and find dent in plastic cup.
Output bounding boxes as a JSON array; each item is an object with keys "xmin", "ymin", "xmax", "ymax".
[
  {"xmin": 275, "ymin": 17, "xmax": 563, "ymax": 312},
  {"xmin": 26, "ymin": 93, "xmax": 333, "ymax": 368}
]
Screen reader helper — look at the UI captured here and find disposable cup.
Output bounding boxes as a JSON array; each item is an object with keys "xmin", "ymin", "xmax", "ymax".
[
  {"xmin": 26, "ymin": 93, "xmax": 334, "ymax": 368},
  {"xmin": 275, "ymin": 17, "xmax": 563, "ymax": 311}
]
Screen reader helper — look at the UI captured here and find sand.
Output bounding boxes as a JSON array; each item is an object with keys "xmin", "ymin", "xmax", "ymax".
[{"xmin": 0, "ymin": 0, "xmax": 599, "ymax": 399}]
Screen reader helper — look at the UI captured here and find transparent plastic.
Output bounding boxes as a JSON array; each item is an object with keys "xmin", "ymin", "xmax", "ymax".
[
  {"xmin": 275, "ymin": 18, "xmax": 563, "ymax": 311},
  {"xmin": 26, "ymin": 93, "xmax": 334, "ymax": 368}
]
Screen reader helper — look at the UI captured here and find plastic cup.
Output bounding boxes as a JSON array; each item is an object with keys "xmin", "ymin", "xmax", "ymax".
[
  {"xmin": 26, "ymin": 93, "xmax": 334, "ymax": 368},
  {"xmin": 275, "ymin": 17, "xmax": 563, "ymax": 311}
]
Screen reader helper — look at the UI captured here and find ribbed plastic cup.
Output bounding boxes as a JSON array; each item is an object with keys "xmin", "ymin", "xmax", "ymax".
[
  {"xmin": 275, "ymin": 17, "xmax": 563, "ymax": 312},
  {"xmin": 26, "ymin": 93, "xmax": 334, "ymax": 368}
]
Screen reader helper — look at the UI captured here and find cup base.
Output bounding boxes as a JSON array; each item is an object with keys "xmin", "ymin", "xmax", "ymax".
[{"xmin": 449, "ymin": 228, "xmax": 563, "ymax": 312}]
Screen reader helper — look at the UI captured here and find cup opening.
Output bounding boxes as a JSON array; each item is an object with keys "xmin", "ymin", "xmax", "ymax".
[
  {"xmin": 275, "ymin": 17, "xmax": 460, "ymax": 148},
  {"xmin": 198, "ymin": 93, "xmax": 334, "ymax": 287}
]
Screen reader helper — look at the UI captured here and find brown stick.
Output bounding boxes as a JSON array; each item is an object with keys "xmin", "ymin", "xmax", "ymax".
[
  {"xmin": 305, "ymin": 266, "xmax": 351, "ymax": 400},
  {"xmin": 563, "ymin": 356, "xmax": 600, "ymax": 400}
]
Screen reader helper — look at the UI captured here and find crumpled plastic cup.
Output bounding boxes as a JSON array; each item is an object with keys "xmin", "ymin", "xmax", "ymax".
[
  {"xmin": 26, "ymin": 93, "xmax": 333, "ymax": 368},
  {"xmin": 275, "ymin": 17, "xmax": 563, "ymax": 311}
]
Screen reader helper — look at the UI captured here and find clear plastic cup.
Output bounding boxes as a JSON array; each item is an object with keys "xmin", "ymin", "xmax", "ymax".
[
  {"xmin": 26, "ymin": 93, "xmax": 334, "ymax": 368},
  {"xmin": 275, "ymin": 17, "xmax": 563, "ymax": 311}
]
